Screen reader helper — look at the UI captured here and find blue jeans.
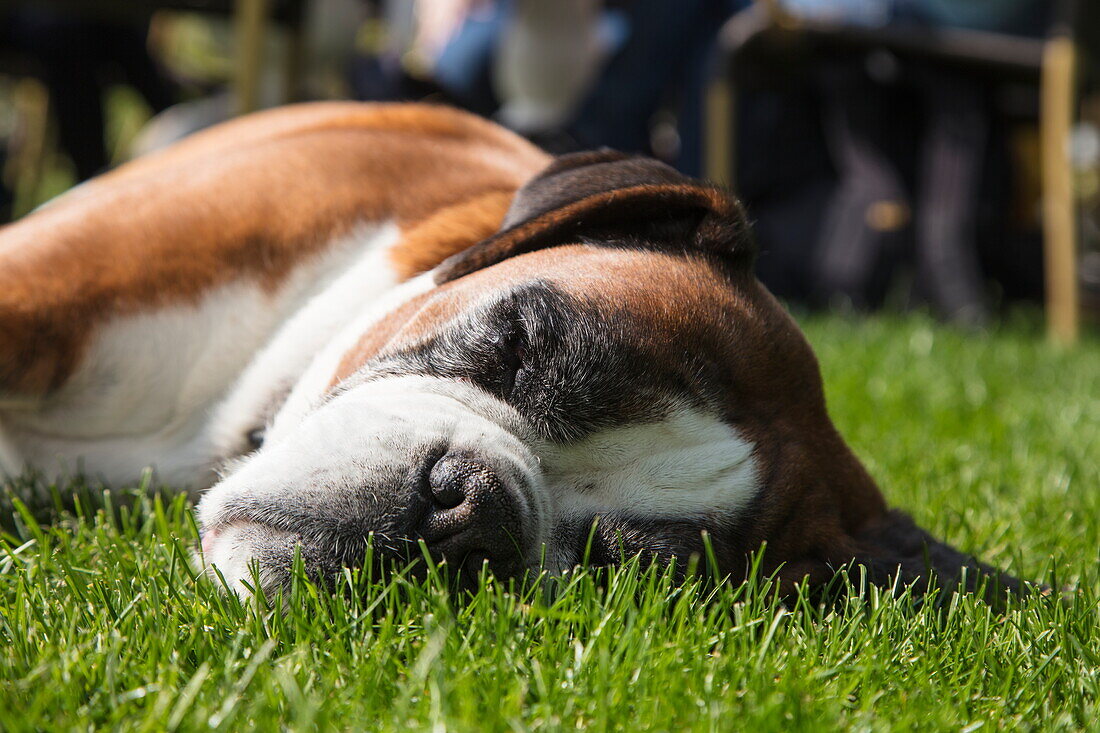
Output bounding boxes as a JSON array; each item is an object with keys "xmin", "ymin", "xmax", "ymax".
[{"xmin": 570, "ymin": 0, "xmax": 748, "ymax": 176}]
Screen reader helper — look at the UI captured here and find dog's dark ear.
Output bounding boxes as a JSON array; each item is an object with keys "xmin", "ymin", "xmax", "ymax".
[
  {"xmin": 852, "ymin": 510, "xmax": 1028, "ymax": 606},
  {"xmin": 434, "ymin": 150, "xmax": 754, "ymax": 284}
]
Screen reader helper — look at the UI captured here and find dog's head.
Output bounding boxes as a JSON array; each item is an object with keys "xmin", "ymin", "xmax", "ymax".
[{"xmin": 196, "ymin": 152, "xmax": 1018, "ymax": 598}]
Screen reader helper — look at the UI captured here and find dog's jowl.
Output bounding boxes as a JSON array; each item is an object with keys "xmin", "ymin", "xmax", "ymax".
[{"xmin": 0, "ymin": 102, "xmax": 1023, "ymax": 599}]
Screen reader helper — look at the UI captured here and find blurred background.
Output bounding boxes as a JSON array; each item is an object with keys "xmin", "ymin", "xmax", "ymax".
[{"xmin": 1, "ymin": 0, "xmax": 1098, "ymax": 338}]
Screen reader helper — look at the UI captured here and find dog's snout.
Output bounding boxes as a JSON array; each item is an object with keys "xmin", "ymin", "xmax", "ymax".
[{"xmin": 422, "ymin": 455, "xmax": 526, "ymax": 574}]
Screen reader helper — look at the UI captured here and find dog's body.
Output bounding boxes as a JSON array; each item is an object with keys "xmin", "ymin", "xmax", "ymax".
[
  {"xmin": 0, "ymin": 103, "xmax": 1019, "ymax": 597},
  {"xmin": 0, "ymin": 104, "xmax": 547, "ymax": 487}
]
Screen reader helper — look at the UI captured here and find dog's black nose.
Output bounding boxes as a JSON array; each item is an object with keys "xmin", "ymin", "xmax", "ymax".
[{"xmin": 421, "ymin": 455, "xmax": 526, "ymax": 576}]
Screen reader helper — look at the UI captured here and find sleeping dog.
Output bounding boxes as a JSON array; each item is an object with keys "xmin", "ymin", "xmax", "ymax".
[{"xmin": 0, "ymin": 103, "xmax": 1021, "ymax": 597}]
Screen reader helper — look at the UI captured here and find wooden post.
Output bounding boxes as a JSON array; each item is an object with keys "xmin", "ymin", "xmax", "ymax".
[
  {"xmin": 1040, "ymin": 35, "xmax": 1079, "ymax": 344},
  {"xmin": 234, "ymin": 0, "xmax": 270, "ymax": 115}
]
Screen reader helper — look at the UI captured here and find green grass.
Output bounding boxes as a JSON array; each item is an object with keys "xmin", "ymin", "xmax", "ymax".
[{"xmin": 1, "ymin": 313, "xmax": 1098, "ymax": 731}]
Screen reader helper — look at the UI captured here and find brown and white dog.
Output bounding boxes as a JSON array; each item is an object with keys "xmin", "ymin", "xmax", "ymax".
[{"xmin": 0, "ymin": 102, "xmax": 1021, "ymax": 597}]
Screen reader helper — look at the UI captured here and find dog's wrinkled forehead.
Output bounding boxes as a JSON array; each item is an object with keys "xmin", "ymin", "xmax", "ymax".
[
  {"xmin": 337, "ymin": 247, "xmax": 755, "ymax": 442},
  {"xmin": 332, "ymin": 150, "xmax": 814, "ymax": 431}
]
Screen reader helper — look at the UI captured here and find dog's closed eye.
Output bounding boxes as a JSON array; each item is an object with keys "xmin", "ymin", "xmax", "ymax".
[{"xmin": 497, "ymin": 323, "xmax": 530, "ymax": 399}]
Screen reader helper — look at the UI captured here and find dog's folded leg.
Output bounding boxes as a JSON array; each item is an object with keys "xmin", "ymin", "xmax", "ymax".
[{"xmin": 852, "ymin": 509, "xmax": 1028, "ymax": 607}]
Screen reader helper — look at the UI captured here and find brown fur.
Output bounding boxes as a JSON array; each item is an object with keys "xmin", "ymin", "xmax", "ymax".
[
  {"xmin": 0, "ymin": 103, "xmax": 549, "ymax": 395},
  {"xmin": 389, "ymin": 190, "xmax": 518, "ymax": 280}
]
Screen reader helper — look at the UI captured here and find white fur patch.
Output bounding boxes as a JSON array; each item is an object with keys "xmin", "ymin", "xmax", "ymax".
[
  {"xmin": 2, "ymin": 280, "xmax": 291, "ymax": 487},
  {"xmin": 0, "ymin": 222, "xmax": 397, "ymax": 488},
  {"xmin": 538, "ymin": 408, "xmax": 759, "ymax": 519},
  {"xmin": 199, "ymin": 521, "xmax": 298, "ymax": 597},
  {"xmin": 262, "ymin": 271, "xmax": 438, "ymax": 444},
  {"xmin": 209, "ymin": 222, "xmax": 402, "ymax": 459}
]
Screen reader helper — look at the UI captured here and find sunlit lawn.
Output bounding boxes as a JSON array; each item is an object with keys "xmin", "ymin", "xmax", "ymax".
[{"xmin": 1, "ymin": 313, "xmax": 1098, "ymax": 731}]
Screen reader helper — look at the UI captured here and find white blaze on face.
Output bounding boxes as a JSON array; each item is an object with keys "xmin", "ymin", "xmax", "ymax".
[
  {"xmin": 210, "ymin": 222, "xmax": 403, "ymax": 460},
  {"xmin": 262, "ymin": 272, "xmax": 440, "ymax": 446}
]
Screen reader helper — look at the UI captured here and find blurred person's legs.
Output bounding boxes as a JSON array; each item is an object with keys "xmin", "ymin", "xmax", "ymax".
[
  {"xmin": 911, "ymin": 67, "xmax": 990, "ymax": 325},
  {"xmin": 736, "ymin": 88, "xmax": 837, "ymax": 301},
  {"xmin": 434, "ymin": 2, "xmax": 508, "ymax": 115},
  {"xmin": 814, "ymin": 61, "xmax": 911, "ymax": 310},
  {"xmin": 673, "ymin": 0, "xmax": 751, "ymax": 177},
  {"xmin": 494, "ymin": 0, "xmax": 604, "ymax": 135},
  {"xmin": 569, "ymin": 0, "xmax": 741, "ymax": 161},
  {"xmin": 352, "ymin": 1, "xmax": 506, "ymax": 112}
]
